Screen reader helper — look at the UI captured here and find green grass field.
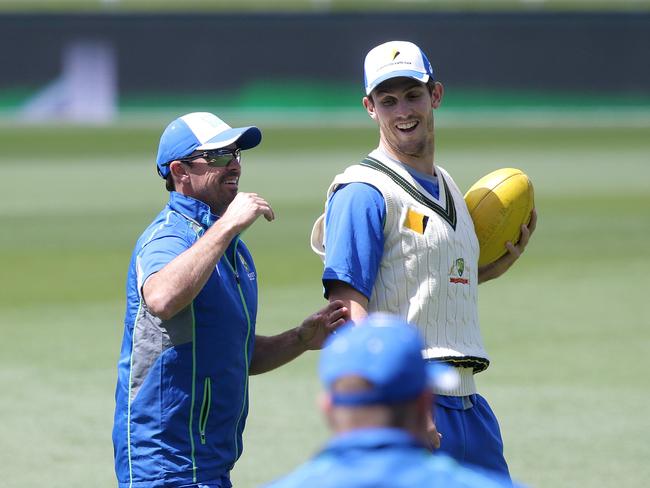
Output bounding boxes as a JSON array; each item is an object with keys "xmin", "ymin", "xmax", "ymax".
[{"xmin": 0, "ymin": 120, "xmax": 648, "ymax": 487}]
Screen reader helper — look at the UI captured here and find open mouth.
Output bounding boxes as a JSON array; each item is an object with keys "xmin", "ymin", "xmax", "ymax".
[
  {"xmin": 396, "ymin": 120, "xmax": 419, "ymax": 133},
  {"xmin": 222, "ymin": 176, "xmax": 239, "ymax": 187}
]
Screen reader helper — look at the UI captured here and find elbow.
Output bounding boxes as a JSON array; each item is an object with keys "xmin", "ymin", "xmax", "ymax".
[
  {"xmin": 143, "ymin": 290, "xmax": 177, "ymax": 321},
  {"xmin": 142, "ymin": 274, "xmax": 182, "ymax": 321},
  {"xmin": 249, "ymin": 359, "xmax": 271, "ymax": 376}
]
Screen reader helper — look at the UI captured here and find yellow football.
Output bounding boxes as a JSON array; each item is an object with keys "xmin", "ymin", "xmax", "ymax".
[{"xmin": 464, "ymin": 168, "xmax": 534, "ymax": 266}]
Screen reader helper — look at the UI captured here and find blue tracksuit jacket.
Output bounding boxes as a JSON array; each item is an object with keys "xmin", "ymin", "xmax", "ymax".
[
  {"xmin": 263, "ymin": 428, "xmax": 516, "ymax": 488},
  {"xmin": 113, "ymin": 191, "xmax": 257, "ymax": 487}
]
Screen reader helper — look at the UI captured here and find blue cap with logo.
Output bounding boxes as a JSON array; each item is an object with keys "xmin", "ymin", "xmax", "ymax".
[
  {"xmin": 155, "ymin": 112, "xmax": 262, "ymax": 178},
  {"xmin": 319, "ymin": 313, "xmax": 458, "ymax": 406},
  {"xmin": 364, "ymin": 40, "xmax": 434, "ymax": 96}
]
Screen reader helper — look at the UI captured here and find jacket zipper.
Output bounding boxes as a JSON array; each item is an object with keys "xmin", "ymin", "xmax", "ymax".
[
  {"xmin": 198, "ymin": 377, "xmax": 212, "ymax": 445},
  {"xmin": 224, "ymin": 238, "xmax": 252, "ymax": 460}
]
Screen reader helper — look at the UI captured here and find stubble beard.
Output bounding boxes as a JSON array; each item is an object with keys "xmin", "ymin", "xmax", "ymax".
[
  {"xmin": 385, "ymin": 127, "xmax": 431, "ymax": 159},
  {"xmin": 382, "ymin": 111, "xmax": 435, "ymax": 160}
]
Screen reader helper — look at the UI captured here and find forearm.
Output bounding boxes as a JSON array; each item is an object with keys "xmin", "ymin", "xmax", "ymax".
[
  {"xmin": 249, "ymin": 300, "xmax": 350, "ymax": 374},
  {"xmin": 144, "ymin": 219, "xmax": 238, "ymax": 320},
  {"xmin": 327, "ymin": 281, "xmax": 368, "ymax": 323},
  {"xmin": 249, "ymin": 329, "xmax": 307, "ymax": 375},
  {"xmin": 478, "ymin": 208, "xmax": 538, "ymax": 285},
  {"xmin": 477, "ymin": 262, "xmax": 500, "ymax": 284}
]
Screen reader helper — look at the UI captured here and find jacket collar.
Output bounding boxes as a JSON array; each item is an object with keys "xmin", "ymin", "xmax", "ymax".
[
  {"xmin": 322, "ymin": 427, "xmax": 426, "ymax": 454},
  {"xmin": 168, "ymin": 191, "xmax": 218, "ymax": 229}
]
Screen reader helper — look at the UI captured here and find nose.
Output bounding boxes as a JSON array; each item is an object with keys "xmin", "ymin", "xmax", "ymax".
[
  {"xmin": 225, "ymin": 157, "xmax": 241, "ymax": 172},
  {"xmin": 393, "ymin": 98, "xmax": 411, "ymax": 118}
]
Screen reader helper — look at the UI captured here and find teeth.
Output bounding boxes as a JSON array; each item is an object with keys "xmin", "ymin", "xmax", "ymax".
[{"xmin": 397, "ymin": 121, "xmax": 417, "ymax": 130}]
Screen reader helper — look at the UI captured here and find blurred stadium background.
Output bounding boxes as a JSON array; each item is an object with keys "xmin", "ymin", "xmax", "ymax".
[{"xmin": 0, "ymin": 1, "xmax": 648, "ymax": 487}]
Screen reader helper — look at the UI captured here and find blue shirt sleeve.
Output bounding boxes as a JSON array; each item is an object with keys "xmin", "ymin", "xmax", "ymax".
[
  {"xmin": 323, "ymin": 182, "xmax": 386, "ymax": 299},
  {"xmin": 138, "ymin": 234, "xmax": 190, "ymax": 290}
]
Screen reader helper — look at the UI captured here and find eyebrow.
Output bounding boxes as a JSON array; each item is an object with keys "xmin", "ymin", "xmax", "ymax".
[{"xmin": 375, "ymin": 80, "xmax": 424, "ymax": 96}]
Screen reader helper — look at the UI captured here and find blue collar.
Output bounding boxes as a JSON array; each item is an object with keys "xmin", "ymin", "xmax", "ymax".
[
  {"xmin": 167, "ymin": 191, "xmax": 219, "ymax": 229},
  {"xmin": 322, "ymin": 427, "xmax": 427, "ymax": 454}
]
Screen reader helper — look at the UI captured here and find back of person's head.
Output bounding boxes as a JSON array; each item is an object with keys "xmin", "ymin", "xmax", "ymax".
[{"xmin": 319, "ymin": 314, "xmax": 457, "ymax": 432}]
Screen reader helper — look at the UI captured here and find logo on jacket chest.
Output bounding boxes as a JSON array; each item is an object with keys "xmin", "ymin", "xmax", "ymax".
[
  {"xmin": 238, "ymin": 252, "xmax": 256, "ymax": 281},
  {"xmin": 449, "ymin": 258, "xmax": 469, "ymax": 285}
]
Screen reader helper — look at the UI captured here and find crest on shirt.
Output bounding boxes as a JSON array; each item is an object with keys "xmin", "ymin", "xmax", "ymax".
[
  {"xmin": 449, "ymin": 258, "xmax": 469, "ymax": 285},
  {"xmin": 238, "ymin": 252, "xmax": 256, "ymax": 281}
]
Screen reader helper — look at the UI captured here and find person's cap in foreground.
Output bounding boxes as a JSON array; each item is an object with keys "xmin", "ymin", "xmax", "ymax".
[{"xmin": 319, "ymin": 313, "xmax": 458, "ymax": 406}]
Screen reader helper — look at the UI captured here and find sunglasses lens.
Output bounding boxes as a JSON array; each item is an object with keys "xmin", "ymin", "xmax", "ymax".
[{"xmin": 207, "ymin": 149, "xmax": 241, "ymax": 167}]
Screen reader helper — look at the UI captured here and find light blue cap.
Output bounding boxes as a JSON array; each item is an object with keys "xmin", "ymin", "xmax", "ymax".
[
  {"xmin": 155, "ymin": 112, "xmax": 262, "ymax": 178},
  {"xmin": 319, "ymin": 313, "xmax": 458, "ymax": 406}
]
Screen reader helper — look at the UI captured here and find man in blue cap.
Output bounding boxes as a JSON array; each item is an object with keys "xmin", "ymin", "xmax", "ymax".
[
  {"xmin": 264, "ymin": 314, "xmax": 516, "ymax": 488},
  {"xmin": 113, "ymin": 112, "xmax": 349, "ymax": 488}
]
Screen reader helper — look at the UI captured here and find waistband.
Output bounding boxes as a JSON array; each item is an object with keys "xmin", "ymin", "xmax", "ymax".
[{"xmin": 431, "ymin": 366, "xmax": 476, "ymax": 396}]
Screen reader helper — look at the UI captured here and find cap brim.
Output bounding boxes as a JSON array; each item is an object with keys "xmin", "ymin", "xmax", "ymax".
[
  {"xmin": 366, "ymin": 70, "xmax": 430, "ymax": 95},
  {"xmin": 197, "ymin": 126, "xmax": 262, "ymax": 151}
]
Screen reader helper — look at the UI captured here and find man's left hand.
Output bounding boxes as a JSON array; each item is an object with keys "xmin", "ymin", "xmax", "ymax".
[
  {"xmin": 296, "ymin": 300, "xmax": 350, "ymax": 350},
  {"xmin": 478, "ymin": 208, "xmax": 538, "ymax": 283}
]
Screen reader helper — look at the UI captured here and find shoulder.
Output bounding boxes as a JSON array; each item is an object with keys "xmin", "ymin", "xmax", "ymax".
[
  {"xmin": 136, "ymin": 209, "xmax": 196, "ymax": 254},
  {"xmin": 335, "ymin": 163, "xmax": 381, "ymax": 182},
  {"xmin": 330, "ymin": 182, "xmax": 384, "ymax": 208},
  {"xmin": 263, "ymin": 456, "xmax": 335, "ymax": 488},
  {"xmin": 420, "ymin": 455, "xmax": 516, "ymax": 488},
  {"xmin": 330, "ymin": 163, "xmax": 396, "ymax": 200}
]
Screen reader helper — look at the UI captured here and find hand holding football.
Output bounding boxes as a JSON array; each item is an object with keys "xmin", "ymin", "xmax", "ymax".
[{"xmin": 464, "ymin": 168, "xmax": 535, "ymax": 266}]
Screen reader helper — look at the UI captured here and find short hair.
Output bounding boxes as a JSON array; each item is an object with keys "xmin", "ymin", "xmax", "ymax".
[
  {"xmin": 367, "ymin": 78, "xmax": 436, "ymax": 104},
  {"xmin": 330, "ymin": 376, "xmax": 416, "ymax": 428},
  {"xmin": 165, "ymin": 173, "xmax": 175, "ymax": 192}
]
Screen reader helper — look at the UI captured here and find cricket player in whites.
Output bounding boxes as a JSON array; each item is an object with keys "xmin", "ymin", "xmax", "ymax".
[{"xmin": 311, "ymin": 40, "xmax": 537, "ymax": 477}]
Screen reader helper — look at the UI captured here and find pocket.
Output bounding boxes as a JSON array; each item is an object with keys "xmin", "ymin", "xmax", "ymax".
[{"xmin": 198, "ymin": 377, "xmax": 212, "ymax": 445}]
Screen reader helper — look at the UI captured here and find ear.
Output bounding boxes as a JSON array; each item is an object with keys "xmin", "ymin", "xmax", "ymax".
[
  {"xmin": 363, "ymin": 96, "xmax": 377, "ymax": 121},
  {"xmin": 431, "ymin": 82, "xmax": 444, "ymax": 109},
  {"xmin": 318, "ymin": 391, "xmax": 337, "ymax": 429},
  {"xmin": 169, "ymin": 160, "xmax": 190, "ymax": 181},
  {"xmin": 318, "ymin": 391, "xmax": 333, "ymax": 416}
]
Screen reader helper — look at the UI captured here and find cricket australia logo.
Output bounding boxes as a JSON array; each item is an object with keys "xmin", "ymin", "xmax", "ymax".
[
  {"xmin": 449, "ymin": 258, "xmax": 469, "ymax": 285},
  {"xmin": 238, "ymin": 252, "xmax": 256, "ymax": 281}
]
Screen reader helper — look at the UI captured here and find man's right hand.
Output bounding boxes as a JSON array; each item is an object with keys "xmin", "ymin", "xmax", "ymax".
[
  {"xmin": 221, "ymin": 192, "xmax": 275, "ymax": 234},
  {"xmin": 427, "ymin": 416, "xmax": 442, "ymax": 450},
  {"xmin": 144, "ymin": 192, "xmax": 274, "ymax": 320}
]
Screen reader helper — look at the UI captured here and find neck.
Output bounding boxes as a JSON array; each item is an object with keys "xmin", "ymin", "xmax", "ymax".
[
  {"xmin": 328, "ymin": 404, "xmax": 428, "ymax": 441},
  {"xmin": 378, "ymin": 140, "xmax": 436, "ymax": 176},
  {"xmin": 176, "ymin": 187, "xmax": 224, "ymax": 216}
]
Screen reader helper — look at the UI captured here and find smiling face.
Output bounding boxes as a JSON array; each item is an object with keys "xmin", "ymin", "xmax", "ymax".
[
  {"xmin": 363, "ymin": 77, "xmax": 443, "ymax": 173},
  {"xmin": 169, "ymin": 144, "xmax": 241, "ymax": 215}
]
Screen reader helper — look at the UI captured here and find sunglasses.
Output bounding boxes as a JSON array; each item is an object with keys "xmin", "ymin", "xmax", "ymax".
[{"xmin": 177, "ymin": 148, "xmax": 242, "ymax": 168}]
